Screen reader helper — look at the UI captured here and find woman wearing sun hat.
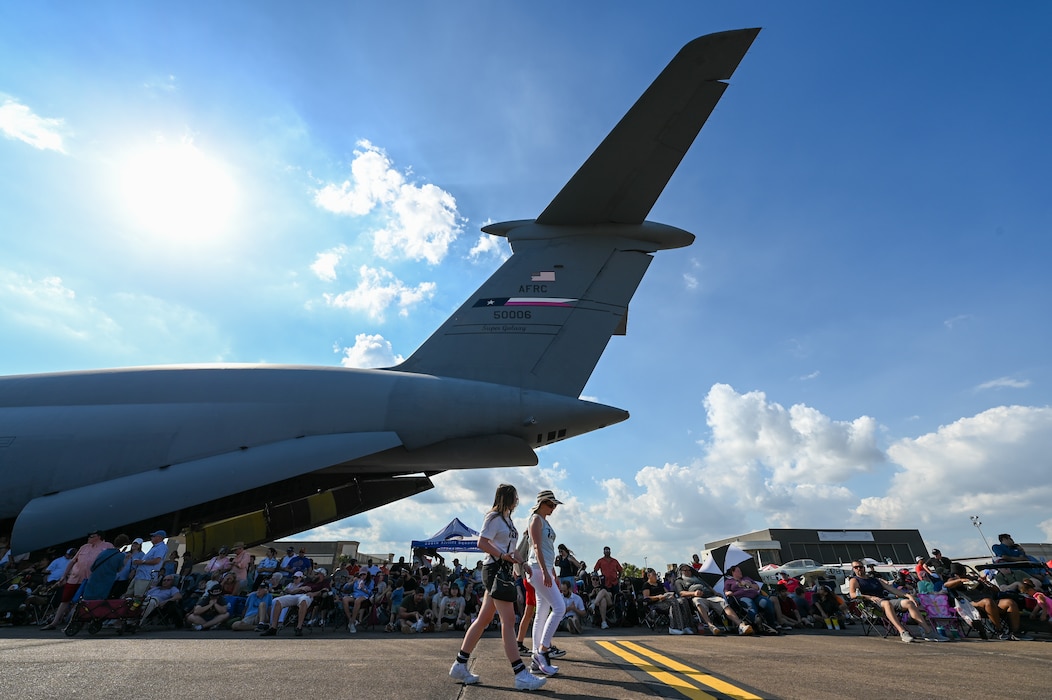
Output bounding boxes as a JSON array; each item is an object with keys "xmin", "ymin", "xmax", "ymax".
[{"xmin": 525, "ymin": 489, "xmax": 565, "ymax": 676}]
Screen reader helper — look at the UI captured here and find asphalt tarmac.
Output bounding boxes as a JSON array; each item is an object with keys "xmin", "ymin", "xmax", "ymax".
[{"xmin": 1, "ymin": 623, "xmax": 1049, "ymax": 700}]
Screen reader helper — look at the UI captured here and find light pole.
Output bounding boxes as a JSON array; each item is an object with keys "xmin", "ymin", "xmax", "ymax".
[{"xmin": 970, "ymin": 515, "xmax": 993, "ymax": 556}]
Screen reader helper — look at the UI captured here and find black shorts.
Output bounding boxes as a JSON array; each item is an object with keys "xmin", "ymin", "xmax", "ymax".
[{"xmin": 481, "ymin": 561, "xmax": 505, "ymax": 591}]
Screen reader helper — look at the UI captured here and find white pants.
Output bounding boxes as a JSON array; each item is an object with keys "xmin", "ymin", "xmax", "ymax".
[{"xmin": 529, "ymin": 564, "xmax": 566, "ymax": 651}]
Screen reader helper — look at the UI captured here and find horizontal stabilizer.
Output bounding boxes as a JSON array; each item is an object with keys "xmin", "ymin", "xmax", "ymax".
[{"xmin": 10, "ymin": 432, "xmax": 401, "ymax": 553}]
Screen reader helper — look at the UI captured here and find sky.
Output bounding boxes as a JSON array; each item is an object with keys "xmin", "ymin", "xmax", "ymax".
[{"xmin": 2, "ymin": 2, "xmax": 1051, "ymax": 570}]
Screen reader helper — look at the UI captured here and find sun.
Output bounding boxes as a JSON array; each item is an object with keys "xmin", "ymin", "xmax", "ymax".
[{"xmin": 117, "ymin": 137, "xmax": 239, "ymax": 244}]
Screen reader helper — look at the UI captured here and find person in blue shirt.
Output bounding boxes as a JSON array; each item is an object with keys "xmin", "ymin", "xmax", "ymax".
[{"xmin": 232, "ymin": 581, "xmax": 272, "ymax": 631}]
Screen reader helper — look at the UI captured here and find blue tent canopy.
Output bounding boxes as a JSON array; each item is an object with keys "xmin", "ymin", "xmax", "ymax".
[{"xmin": 411, "ymin": 517, "xmax": 481, "ymax": 552}]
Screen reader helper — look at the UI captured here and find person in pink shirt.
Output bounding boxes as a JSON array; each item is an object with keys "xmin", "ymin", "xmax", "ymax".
[
  {"xmin": 42, "ymin": 530, "xmax": 114, "ymax": 630},
  {"xmin": 230, "ymin": 542, "xmax": 252, "ymax": 592}
]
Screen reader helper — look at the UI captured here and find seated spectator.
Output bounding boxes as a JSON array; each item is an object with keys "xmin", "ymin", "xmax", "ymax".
[
  {"xmin": 439, "ymin": 583, "xmax": 468, "ymax": 631},
  {"xmin": 810, "ymin": 585, "xmax": 851, "ymax": 628},
  {"xmin": 285, "ymin": 549, "xmax": 311, "ymax": 577},
  {"xmin": 992, "ymin": 534, "xmax": 1051, "ymax": 585},
  {"xmin": 848, "ymin": 559, "xmax": 944, "ymax": 643},
  {"xmin": 203, "ymin": 547, "xmax": 232, "ymax": 579},
  {"xmin": 642, "ymin": 568, "xmax": 694, "ymax": 635},
  {"xmin": 1019, "ymin": 579, "xmax": 1051, "ymax": 624},
  {"xmin": 772, "ymin": 584, "xmax": 803, "ymax": 629},
  {"xmin": 431, "ymin": 581, "xmax": 451, "ymax": 622},
  {"xmin": 45, "ymin": 549, "xmax": 76, "ymax": 585},
  {"xmin": 140, "ymin": 574, "xmax": 183, "ymax": 627},
  {"xmin": 231, "ymin": 581, "xmax": 272, "ymax": 631},
  {"xmin": 162, "ymin": 551, "xmax": 180, "ymax": 580},
  {"xmin": 343, "ymin": 570, "xmax": 374, "ymax": 633},
  {"xmin": 559, "ymin": 580, "xmax": 586, "ymax": 634},
  {"xmin": 260, "ymin": 569, "xmax": 329, "ymax": 637},
  {"xmin": 724, "ymin": 564, "xmax": 777, "ymax": 629},
  {"xmin": 185, "ymin": 584, "xmax": 229, "ymax": 631},
  {"xmin": 585, "ymin": 573, "xmax": 615, "ymax": 630},
  {"xmin": 776, "ymin": 572, "xmax": 810, "ymax": 618},
  {"xmin": 927, "ymin": 549, "xmax": 952, "ymax": 579},
  {"xmin": 218, "ymin": 572, "xmax": 240, "ymax": 596},
  {"xmin": 397, "ymin": 587, "xmax": 434, "ymax": 633},
  {"xmin": 944, "ymin": 563, "xmax": 1032, "ymax": 641},
  {"xmin": 254, "ymin": 548, "xmax": 280, "ymax": 588},
  {"xmin": 673, "ymin": 564, "xmax": 750, "ymax": 636}
]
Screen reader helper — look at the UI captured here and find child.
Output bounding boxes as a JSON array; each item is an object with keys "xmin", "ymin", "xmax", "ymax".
[{"xmin": 1019, "ymin": 579, "xmax": 1051, "ymax": 623}]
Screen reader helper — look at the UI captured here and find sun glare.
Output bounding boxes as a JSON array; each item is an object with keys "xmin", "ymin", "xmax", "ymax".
[{"xmin": 117, "ymin": 138, "xmax": 239, "ymax": 244}]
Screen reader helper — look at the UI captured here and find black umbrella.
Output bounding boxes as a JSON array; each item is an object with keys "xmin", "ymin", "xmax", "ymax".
[{"xmin": 697, "ymin": 544, "xmax": 761, "ymax": 594}]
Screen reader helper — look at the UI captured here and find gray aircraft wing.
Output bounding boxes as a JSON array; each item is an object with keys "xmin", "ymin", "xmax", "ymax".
[{"xmin": 536, "ymin": 28, "xmax": 759, "ymax": 226}]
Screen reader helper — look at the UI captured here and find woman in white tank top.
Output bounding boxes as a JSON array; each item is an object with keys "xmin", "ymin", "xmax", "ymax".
[{"xmin": 526, "ymin": 489, "xmax": 566, "ymax": 676}]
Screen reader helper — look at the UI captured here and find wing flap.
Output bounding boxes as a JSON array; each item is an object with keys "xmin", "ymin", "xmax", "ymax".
[{"xmin": 10, "ymin": 431, "xmax": 401, "ymax": 553}]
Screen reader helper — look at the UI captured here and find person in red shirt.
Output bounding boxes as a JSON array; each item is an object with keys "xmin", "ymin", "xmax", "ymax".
[{"xmin": 591, "ymin": 547, "xmax": 622, "ymax": 629}]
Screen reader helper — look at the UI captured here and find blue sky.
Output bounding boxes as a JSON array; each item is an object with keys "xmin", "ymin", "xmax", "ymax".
[{"xmin": 2, "ymin": 2, "xmax": 1050, "ymax": 569}]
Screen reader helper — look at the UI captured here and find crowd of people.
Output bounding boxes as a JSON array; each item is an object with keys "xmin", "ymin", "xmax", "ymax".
[{"xmin": 3, "ymin": 511, "xmax": 1051, "ymax": 690}]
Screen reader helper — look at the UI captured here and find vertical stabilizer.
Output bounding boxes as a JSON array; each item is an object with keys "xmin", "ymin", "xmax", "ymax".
[{"xmin": 396, "ymin": 29, "xmax": 759, "ymax": 396}]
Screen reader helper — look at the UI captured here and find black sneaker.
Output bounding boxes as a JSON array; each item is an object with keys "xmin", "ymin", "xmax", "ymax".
[
  {"xmin": 517, "ymin": 643, "xmax": 530, "ymax": 656},
  {"xmin": 260, "ymin": 627, "xmax": 277, "ymax": 637},
  {"xmin": 547, "ymin": 646, "xmax": 566, "ymax": 658},
  {"xmin": 295, "ymin": 627, "xmax": 303, "ymax": 637}
]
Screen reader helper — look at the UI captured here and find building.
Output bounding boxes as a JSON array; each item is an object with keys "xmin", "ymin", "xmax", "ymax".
[{"xmin": 704, "ymin": 528, "xmax": 929, "ymax": 567}]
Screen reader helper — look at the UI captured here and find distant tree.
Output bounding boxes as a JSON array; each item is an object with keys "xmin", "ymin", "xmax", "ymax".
[{"xmin": 622, "ymin": 563, "xmax": 642, "ymax": 579}]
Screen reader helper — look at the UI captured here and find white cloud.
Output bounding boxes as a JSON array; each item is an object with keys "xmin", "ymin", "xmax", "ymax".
[
  {"xmin": 468, "ymin": 233, "xmax": 510, "ymax": 261},
  {"xmin": 800, "ymin": 370, "xmax": 821, "ymax": 381},
  {"xmin": 976, "ymin": 376, "xmax": 1031, "ymax": 391},
  {"xmin": 310, "ymin": 245, "xmax": 349, "ymax": 282},
  {"xmin": 944, "ymin": 314, "xmax": 972, "ymax": 329},
  {"xmin": 0, "ymin": 270, "xmax": 228, "ymax": 365},
  {"xmin": 857, "ymin": 405, "xmax": 1052, "ymax": 528},
  {"xmin": 0, "ymin": 272, "xmax": 116, "ymax": 340},
  {"xmin": 336, "ymin": 333, "xmax": 404, "ymax": 369},
  {"xmin": 682, "ymin": 273, "xmax": 698, "ymax": 290},
  {"xmin": 322, "ymin": 264, "xmax": 435, "ymax": 321},
  {"xmin": 0, "ymin": 97, "xmax": 67, "ymax": 153},
  {"xmin": 314, "ymin": 140, "xmax": 462, "ymax": 264},
  {"xmin": 701, "ymin": 383, "xmax": 884, "ymax": 486}
]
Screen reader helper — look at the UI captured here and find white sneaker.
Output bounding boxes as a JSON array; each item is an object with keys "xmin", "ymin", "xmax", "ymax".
[
  {"xmin": 738, "ymin": 622, "xmax": 754, "ymax": 635},
  {"xmin": 531, "ymin": 651, "xmax": 559, "ymax": 675},
  {"xmin": 683, "ymin": 626, "xmax": 695, "ymax": 635},
  {"xmin": 900, "ymin": 631, "xmax": 914, "ymax": 643},
  {"xmin": 514, "ymin": 670, "xmax": 547, "ymax": 691},
  {"xmin": 600, "ymin": 620, "xmax": 609, "ymax": 629},
  {"xmin": 348, "ymin": 622, "xmax": 357, "ymax": 634},
  {"xmin": 668, "ymin": 627, "xmax": 684, "ymax": 635},
  {"xmin": 449, "ymin": 661, "xmax": 479, "ymax": 685}
]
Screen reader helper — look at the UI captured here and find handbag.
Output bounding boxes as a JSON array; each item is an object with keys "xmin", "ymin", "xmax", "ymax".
[{"xmin": 489, "ymin": 562, "xmax": 518, "ymax": 602}]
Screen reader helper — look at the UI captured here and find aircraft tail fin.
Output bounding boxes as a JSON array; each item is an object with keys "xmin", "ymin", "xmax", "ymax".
[{"xmin": 395, "ymin": 29, "xmax": 758, "ymax": 396}]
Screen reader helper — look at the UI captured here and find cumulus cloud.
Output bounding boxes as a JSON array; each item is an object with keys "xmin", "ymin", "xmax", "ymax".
[
  {"xmin": 310, "ymin": 245, "xmax": 350, "ymax": 282},
  {"xmin": 683, "ymin": 273, "xmax": 698, "ymax": 290},
  {"xmin": 857, "ymin": 405, "xmax": 1052, "ymax": 528},
  {"xmin": 701, "ymin": 384, "xmax": 884, "ymax": 486},
  {"xmin": 336, "ymin": 333, "xmax": 404, "ymax": 369},
  {"xmin": 314, "ymin": 140, "xmax": 463, "ymax": 264},
  {"xmin": 322, "ymin": 265, "xmax": 435, "ymax": 321},
  {"xmin": 0, "ymin": 97, "xmax": 67, "ymax": 153},
  {"xmin": 0, "ymin": 272, "xmax": 116, "ymax": 340},
  {"xmin": 468, "ymin": 233, "xmax": 510, "ymax": 261}
]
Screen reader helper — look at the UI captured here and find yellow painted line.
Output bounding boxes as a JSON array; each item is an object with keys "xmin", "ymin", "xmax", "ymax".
[
  {"xmin": 596, "ymin": 640, "xmax": 717, "ymax": 700},
  {"xmin": 619, "ymin": 640, "xmax": 764, "ymax": 700}
]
